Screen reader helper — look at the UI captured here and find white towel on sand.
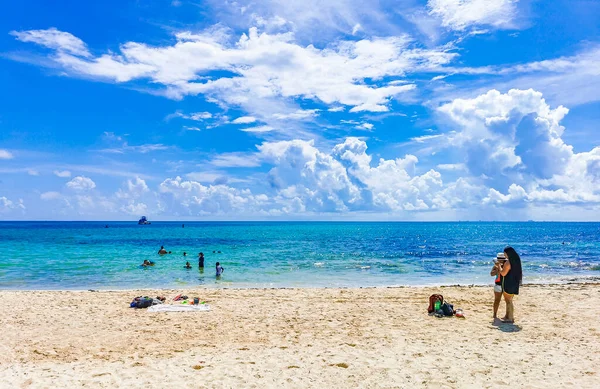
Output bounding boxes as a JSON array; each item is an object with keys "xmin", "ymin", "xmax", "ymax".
[{"xmin": 147, "ymin": 304, "xmax": 210, "ymax": 312}]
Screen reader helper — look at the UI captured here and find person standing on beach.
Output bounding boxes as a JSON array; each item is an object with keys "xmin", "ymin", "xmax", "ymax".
[
  {"xmin": 198, "ymin": 252, "xmax": 205, "ymax": 268},
  {"xmin": 490, "ymin": 252, "xmax": 507, "ymax": 319},
  {"xmin": 498, "ymin": 246, "xmax": 523, "ymax": 323}
]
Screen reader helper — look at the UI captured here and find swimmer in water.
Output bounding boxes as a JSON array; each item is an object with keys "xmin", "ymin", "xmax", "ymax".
[
  {"xmin": 216, "ymin": 262, "xmax": 224, "ymax": 277},
  {"xmin": 184, "ymin": 261, "xmax": 192, "ymax": 269},
  {"xmin": 142, "ymin": 260, "xmax": 154, "ymax": 267},
  {"xmin": 183, "ymin": 252, "xmax": 187, "ymax": 257},
  {"xmin": 198, "ymin": 252, "xmax": 205, "ymax": 268},
  {"xmin": 158, "ymin": 246, "xmax": 168, "ymax": 255}
]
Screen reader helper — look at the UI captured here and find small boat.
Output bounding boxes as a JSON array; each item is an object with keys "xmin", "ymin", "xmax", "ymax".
[{"xmin": 138, "ymin": 216, "xmax": 151, "ymax": 225}]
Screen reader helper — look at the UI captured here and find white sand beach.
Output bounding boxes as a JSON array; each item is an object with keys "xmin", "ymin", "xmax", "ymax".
[{"xmin": 1, "ymin": 283, "xmax": 599, "ymax": 388}]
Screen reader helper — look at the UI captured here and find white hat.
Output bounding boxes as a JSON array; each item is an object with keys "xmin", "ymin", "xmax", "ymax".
[{"xmin": 496, "ymin": 252, "xmax": 506, "ymax": 260}]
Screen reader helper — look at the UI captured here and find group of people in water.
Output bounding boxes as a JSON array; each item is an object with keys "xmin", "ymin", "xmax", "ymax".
[
  {"xmin": 142, "ymin": 246, "xmax": 225, "ymax": 277},
  {"xmin": 490, "ymin": 246, "xmax": 523, "ymax": 324}
]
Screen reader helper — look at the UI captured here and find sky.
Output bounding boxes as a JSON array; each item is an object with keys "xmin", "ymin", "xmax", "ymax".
[{"xmin": 1, "ymin": 0, "xmax": 600, "ymax": 221}]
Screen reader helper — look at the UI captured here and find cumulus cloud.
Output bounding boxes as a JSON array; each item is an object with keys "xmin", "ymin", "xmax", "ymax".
[
  {"xmin": 438, "ymin": 88, "xmax": 572, "ymax": 181},
  {"xmin": 0, "ymin": 149, "xmax": 14, "ymax": 159},
  {"xmin": 158, "ymin": 176, "xmax": 269, "ymax": 215},
  {"xmin": 427, "ymin": 0, "xmax": 519, "ymax": 31},
  {"xmin": 66, "ymin": 176, "xmax": 96, "ymax": 191},
  {"xmin": 426, "ymin": 88, "xmax": 600, "ymax": 208},
  {"xmin": 116, "ymin": 177, "xmax": 149, "ymax": 199}
]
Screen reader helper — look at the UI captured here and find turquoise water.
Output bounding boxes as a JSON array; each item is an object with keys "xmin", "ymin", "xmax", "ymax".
[{"xmin": 0, "ymin": 221, "xmax": 599, "ymax": 290}]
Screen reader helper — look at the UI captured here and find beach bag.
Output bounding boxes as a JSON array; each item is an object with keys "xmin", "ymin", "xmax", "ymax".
[
  {"xmin": 441, "ymin": 302, "xmax": 454, "ymax": 316},
  {"xmin": 428, "ymin": 294, "xmax": 444, "ymax": 313},
  {"xmin": 135, "ymin": 297, "xmax": 154, "ymax": 308}
]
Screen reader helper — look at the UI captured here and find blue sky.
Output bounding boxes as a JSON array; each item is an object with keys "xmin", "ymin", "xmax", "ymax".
[{"xmin": 1, "ymin": 0, "xmax": 600, "ymax": 220}]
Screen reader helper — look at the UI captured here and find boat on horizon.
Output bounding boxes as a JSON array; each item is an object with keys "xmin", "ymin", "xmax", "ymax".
[{"xmin": 138, "ymin": 216, "xmax": 151, "ymax": 225}]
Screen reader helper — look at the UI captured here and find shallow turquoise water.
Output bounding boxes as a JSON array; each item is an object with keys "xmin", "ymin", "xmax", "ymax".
[{"xmin": 0, "ymin": 221, "xmax": 598, "ymax": 290}]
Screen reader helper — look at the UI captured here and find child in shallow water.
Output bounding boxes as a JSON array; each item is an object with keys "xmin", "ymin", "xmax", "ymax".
[
  {"xmin": 216, "ymin": 262, "xmax": 224, "ymax": 277},
  {"xmin": 184, "ymin": 261, "xmax": 192, "ymax": 269}
]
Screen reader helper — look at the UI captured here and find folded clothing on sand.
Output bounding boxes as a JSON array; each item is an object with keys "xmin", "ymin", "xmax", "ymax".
[{"xmin": 147, "ymin": 304, "xmax": 210, "ymax": 312}]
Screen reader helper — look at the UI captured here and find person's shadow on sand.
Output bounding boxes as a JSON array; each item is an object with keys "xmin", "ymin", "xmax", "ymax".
[{"xmin": 492, "ymin": 318, "xmax": 522, "ymax": 332}]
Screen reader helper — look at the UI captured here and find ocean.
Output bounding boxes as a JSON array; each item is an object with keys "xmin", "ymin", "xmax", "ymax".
[{"xmin": 0, "ymin": 221, "xmax": 598, "ymax": 290}]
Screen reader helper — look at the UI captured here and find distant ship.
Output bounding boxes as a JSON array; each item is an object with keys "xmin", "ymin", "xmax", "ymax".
[{"xmin": 138, "ymin": 216, "xmax": 151, "ymax": 225}]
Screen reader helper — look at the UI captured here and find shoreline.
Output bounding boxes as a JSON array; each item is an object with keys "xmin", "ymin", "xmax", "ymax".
[{"xmin": 2, "ymin": 277, "xmax": 599, "ymax": 292}]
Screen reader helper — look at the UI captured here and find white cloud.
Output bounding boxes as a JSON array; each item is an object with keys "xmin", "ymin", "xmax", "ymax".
[
  {"xmin": 241, "ymin": 125, "xmax": 275, "ymax": 133},
  {"xmin": 10, "ymin": 27, "xmax": 91, "ymax": 57},
  {"xmin": 66, "ymin": 176, "xmax": 96, "ymax": 191},
  {"xmin": 12, "ymin": 128, "xmax": 600, "ymax": 218},
  {"xmin": 410, "ymin": 134, "xmax": 444, "ymax": 143},
  {"xmin": 438, "ymin": 88, "xmax": 572, "ymax": 181},
  {"xmin": 183, "ymin": 126, "xmax": 202, "ymax": 131},
  {"xmin": 11, "ymin": 27, "xmax": 455, "ymax": 114},
  {"xmin": 427, "ymin": 0, "xmax": 519, "ymax": 31},
  {"xmin": 436, "ymin": 163, "xmax": 467, "ymax": 171},
  {"xmin": 210, "ymin": 0, "xmax": 398, "ymax": 40},
  {"xmin": 53, "ymin": 170, "xmax": 72, "ymax": 178},
  {"xmin": 169, "ymin": 111, "xmax": 213, "ymax": 121},
  {"xmin": 40, "ymin": 191, "xmax": 62, "ymax": 200},
  {"xmin": 0, "ymin": 149, "xmax": 14, "ymax": 159},
  {"xmin": 232, "ymin": 116, "xmax": 257, "ymax": 124},
  {"xmin": 186, "ymin": 171, "xmax": 226, "ymax": 183},
  {"xmin": 272, "ymin": 109, "xmax": 319, "ymax": 120},
  {"xmin": 422, "ymin": 88, "xmax": 600, "ymax": 209},
  {"xmin": 209, "ymin": 152, "xmax": 262, "ymax": 167},
  {"xmin": 0, "ymin": 196, "xmax": 25, "ymax": 212},
  {"xmin": 116, "ymin": 177, "xmax": 149, "ymax": 199},
  {"xmin": 355, "ymin": 122, "xmax": 374, "ymax": 131},
  {"xmin": 98, "ymin": 133, "xmax": 172, "ymax": 154},
  {"xmin": 100, "ymin": 143, "xmax": 171, "ymax": 154},
  {"xmin": 434, "ymin": 45, "xmax": 600, "ymax": 108},
  {"xmin": 121, "ymin": 202, "xmax": 148, "ymax": 216},
  {"xmin": 27, "ymin": 169, "xmax": 39, "ymax": 176},
  {"xmin": 158, "ymin": 176, "xmax": 269, "ymax": 214},
  {"xmin": 328, "ymin": 106, "xmax": 345, "ymax": 112}
]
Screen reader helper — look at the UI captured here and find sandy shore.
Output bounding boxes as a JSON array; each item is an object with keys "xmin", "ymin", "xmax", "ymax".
[{"xmin": 1, "ymin": 283, "xmax": 599, "ymax": 388}]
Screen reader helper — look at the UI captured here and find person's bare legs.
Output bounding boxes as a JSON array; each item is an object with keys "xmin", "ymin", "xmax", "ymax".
[
  {"xmin": 502, "ymin": 292, "xmax": 514, "ymax": 322},
  {"xmin": 493, "ymin": 291, "xmax": 502, "ymax": 318}
]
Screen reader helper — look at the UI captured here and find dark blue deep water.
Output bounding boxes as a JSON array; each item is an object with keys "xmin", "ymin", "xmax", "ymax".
[{"xmin": 0, "ymin": 221, "xmax": 598, "ymax": 290}]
